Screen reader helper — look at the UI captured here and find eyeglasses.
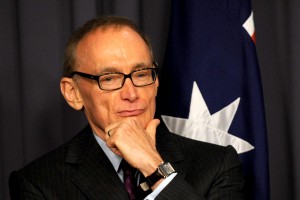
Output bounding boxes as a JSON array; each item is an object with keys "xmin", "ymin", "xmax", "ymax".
[{"xmin": 71, "ymin": 63, "xmax": 159, "ymax": 91}]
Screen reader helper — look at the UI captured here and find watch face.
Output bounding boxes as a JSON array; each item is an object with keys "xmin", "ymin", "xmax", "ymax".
[
  {"xmin": 146, "ymin": 162, "xmax": 176, "ymax": 186},
  {"xmin": 159, "ymin": 162, "xmax": 175, "ymax": 177}
]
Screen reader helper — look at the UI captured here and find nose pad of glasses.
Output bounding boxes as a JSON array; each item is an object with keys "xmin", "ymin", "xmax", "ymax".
[
  {"xmin": 123, "ymin": 76, "xmax": 136, "ymax": 88},
  {"xmin": 122, "ymin": 74, "xmax": 136, "ymax": 87}
]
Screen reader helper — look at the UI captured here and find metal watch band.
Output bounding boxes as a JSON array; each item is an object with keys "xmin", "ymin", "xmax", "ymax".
[{"xmin": 146, "ymin": 162, "xmax": 176, "ymax": 186}]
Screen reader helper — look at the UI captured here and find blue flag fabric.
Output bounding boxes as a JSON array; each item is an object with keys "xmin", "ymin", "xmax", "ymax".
[{"xmin": 156, "ymin": 0, "xmax": 269, "ymax": 199}]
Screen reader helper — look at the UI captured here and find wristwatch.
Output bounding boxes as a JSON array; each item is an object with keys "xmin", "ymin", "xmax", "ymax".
[{"xmin": 146, "ymin": 162, "xmax": 176, "ymax": 186}]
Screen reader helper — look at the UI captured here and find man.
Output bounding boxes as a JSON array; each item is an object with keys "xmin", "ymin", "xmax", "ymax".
[{"xmin": 9, "ymin": 16, "xmax": 244, "ymax": 199}]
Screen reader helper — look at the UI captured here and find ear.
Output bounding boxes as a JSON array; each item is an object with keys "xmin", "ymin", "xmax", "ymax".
[{"xmin": 60, "ymin": 77, "xmax": 84, "ymax": 110}]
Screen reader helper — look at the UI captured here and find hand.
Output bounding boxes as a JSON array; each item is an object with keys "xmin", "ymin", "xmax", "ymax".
[{"xmin": 104, "ymin": 118, "xmax": 162, "ymax": 177}]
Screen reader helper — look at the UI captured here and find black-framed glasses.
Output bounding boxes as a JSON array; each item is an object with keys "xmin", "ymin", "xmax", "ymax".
[{"xmin": 71, "ymin": 63, "xmax": 159, "ymax": 91}]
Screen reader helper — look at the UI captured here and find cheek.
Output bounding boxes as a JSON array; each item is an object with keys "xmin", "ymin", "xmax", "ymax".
[
  {"xmin": 145, "ymin": 89, "xmax": 157, "ymax": 116},
  {"xmin": 150, "ymin": 97, "xmax": 157, "ymax": 117},
  {"xmin": 139, "ymin": 91, "xmax": 157, "ymax": 128},
  {"xmin": 82, "ymin": 90, "xmax": 114, "ymax": 128},
  {"xmin": 93, "ymin": 95, "xmax": 115, "ymax": 123}
]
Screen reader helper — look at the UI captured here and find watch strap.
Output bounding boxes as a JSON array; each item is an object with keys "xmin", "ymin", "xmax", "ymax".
[{"xmin": 146, "ymin": 162, "xmax": 175, "ymax": 186}]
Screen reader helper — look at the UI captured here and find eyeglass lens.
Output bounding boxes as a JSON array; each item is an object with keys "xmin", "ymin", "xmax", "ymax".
[{"xmin": 99, "ymin": 68, "xmax": 157, "ymax": 90}]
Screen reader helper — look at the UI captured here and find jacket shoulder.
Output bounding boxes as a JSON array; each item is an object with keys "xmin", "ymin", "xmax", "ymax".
[
  {"xmin": 15, "ymin": 125, "xmax": 92, "ymax": 178},
  {"xmin": 157, "ymin": 123, "xmax": 241, "ymax": 169}
]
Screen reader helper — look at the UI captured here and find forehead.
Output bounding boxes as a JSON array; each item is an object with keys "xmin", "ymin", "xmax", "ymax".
[{"xmin": 76, "ymin": 26, "xmax": 152, "ymax": 72}]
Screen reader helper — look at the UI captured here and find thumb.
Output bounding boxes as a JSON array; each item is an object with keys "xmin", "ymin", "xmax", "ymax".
[{"xmin": 146, "ymin": 119, "xmax": 160, "ymax": 142}]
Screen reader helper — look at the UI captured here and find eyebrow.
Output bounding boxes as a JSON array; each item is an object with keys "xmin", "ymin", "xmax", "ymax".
[
  {"xmin": 96, "ymin": 62, "xmax": 151, "ymax": 74},
  {"xmin": 132, "ymin": 62, "xmax": 150, "ymax": 69}
]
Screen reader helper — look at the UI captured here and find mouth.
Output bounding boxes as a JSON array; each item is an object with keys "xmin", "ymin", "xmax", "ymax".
[{"xmin": 117, "ymin": 109, "xmax": 144, "ymax": 117}]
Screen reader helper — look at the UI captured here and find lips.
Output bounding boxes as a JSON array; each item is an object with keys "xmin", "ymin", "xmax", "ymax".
[{"xmin": 117, "ymin": 109, "xmax": 144, "ymax": 117}]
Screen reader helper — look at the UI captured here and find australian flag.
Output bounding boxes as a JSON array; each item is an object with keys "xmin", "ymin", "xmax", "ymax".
[{"xmin": 156, "ymin": 0, "xmax": 269, "ymax": 199}]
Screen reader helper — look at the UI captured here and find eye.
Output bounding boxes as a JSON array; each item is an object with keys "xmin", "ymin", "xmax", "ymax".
[
  {"xmin": 134, "ymin": 70, "xmax": 151, "ymax": 79},
  {"xmin": 100, "ymin": 74, "xmax": 121, "ymax": 84},
  {"xmin": 102, "ymin": 76, "xmax": 113, "ymax": 82}
]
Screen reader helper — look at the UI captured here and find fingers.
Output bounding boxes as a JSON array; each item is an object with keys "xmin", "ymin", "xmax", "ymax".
[
  {"xmin": 146, "ymin": 119, "xmax": 160, "ymax": 133},
  {"xmin": 104, "ymin": 129, "xmax": 122, "ymax": 157},
  {"xmin": 146, "ymin": 119, "xmax": 160, "ymax": 142},
  {"xmin": 103, "ymin": 118, "xmax": 162, "ymax": 172},
  {"xmin": 105, "ymin": 123, "xmax": 118, "ymax": 139},
  {"xmin": 109, "ymin": 147, "xmax": 123, "ymax": 157},
  {"xmin": 104, "ymin": 118, "xmax": 160, "ymax": 157}
]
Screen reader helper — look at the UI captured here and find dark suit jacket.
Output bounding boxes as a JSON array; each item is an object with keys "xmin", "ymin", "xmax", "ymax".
[{"xmin": 9, "ymin": 123, "xmax": 244, "ymax": 199}]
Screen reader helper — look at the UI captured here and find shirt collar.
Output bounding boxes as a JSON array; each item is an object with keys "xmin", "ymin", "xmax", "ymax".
[{"xmin": 93, "ymin": 133, "xmax": 122, "ymax": 172}]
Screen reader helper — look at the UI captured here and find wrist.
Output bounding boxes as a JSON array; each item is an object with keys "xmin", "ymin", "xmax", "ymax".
[
  {"xmin": 146, "ymin": 162, "xmax": 176, "ymax": 186},
  {"xmin": 140, "ymin": 156, "xmax": 163, "ymax": 177}
]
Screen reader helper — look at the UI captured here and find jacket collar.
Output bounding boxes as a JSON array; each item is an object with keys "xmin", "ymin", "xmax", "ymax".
[{"xmin": 65, "ymin": 126, "xmax": 128, "ymax": 200}]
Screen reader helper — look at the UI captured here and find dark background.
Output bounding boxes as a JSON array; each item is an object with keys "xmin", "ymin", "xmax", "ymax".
[{"xmin": 0, "ymin": 0, "xmax": 299, "ymax": 199}]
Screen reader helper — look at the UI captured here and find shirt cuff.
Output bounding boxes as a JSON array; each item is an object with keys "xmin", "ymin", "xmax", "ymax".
[{"xmin": 144, "ymin": 173, "xmax": 177, "ymax": 200}]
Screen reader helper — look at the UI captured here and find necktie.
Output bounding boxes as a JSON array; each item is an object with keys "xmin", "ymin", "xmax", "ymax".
[{"xmin": 120, "ymin": 160, "xmax": 136, "ymax": 200}]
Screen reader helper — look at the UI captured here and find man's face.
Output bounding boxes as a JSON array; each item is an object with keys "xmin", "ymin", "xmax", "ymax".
[{"xmin": 74, "ymin": 27, "xmax": 158, "ymax": 137}]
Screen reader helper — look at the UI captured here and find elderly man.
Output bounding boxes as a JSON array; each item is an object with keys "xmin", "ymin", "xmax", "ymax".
[{"xmin": 9, "ymin": 16, "xmax": 244, "ymax": 199}]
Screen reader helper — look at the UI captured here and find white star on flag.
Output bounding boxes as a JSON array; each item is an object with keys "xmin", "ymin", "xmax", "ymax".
[{"xmin": 161, "ymin": 81, "xmax": 254, "ymax": 154}]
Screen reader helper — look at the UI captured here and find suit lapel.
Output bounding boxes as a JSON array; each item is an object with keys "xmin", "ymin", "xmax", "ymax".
[{"xmin": 65, "ymin": 126, "xmax": 128, "ymax": 200}]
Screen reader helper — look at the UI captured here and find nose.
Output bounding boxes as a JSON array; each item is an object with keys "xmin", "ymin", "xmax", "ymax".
[{"xmin": 120, "ymin": 77, "xmax": 138, "ymax": 102}]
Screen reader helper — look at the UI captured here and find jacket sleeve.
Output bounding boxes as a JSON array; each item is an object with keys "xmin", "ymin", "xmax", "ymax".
[{"xmin": 155, "ymin": 146, "xmax": 245, "ymax": 200}]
